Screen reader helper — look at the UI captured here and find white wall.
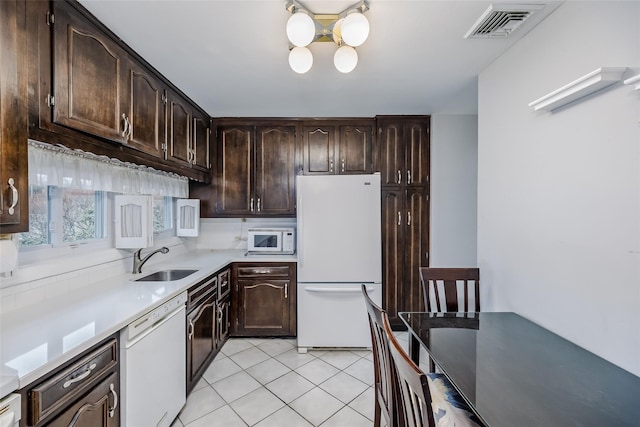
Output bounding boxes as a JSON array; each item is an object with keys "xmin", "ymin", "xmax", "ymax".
[
  {"xmin": 478, "ymin": 1, "xmax": 640, "ymax": 375},
  {"xmin": 430, "ymin": 115, "xmax": 478, "ymax": 266}
]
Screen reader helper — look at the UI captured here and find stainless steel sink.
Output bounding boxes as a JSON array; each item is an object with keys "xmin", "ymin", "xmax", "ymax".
[{"xmin": 134, "ymin": 269, "xmax": 198, "ymax": 282}]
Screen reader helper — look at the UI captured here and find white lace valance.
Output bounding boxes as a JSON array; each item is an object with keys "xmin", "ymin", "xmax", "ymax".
[{"xmin": 27, "ymin": 140, "xmax": 189, "ymax": 198}]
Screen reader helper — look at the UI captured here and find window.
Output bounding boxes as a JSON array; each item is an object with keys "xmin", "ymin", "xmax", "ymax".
[
  {"xmin": 153, "ymin": 196, "xmax": 175, "ymax": 234},
  {"xmin": 20, "ymin": 187, "xmax": 176, "ymax": 251},
  {"xmin": 19, "ymin": 186, "xmax": 106, "ymax": 248}
]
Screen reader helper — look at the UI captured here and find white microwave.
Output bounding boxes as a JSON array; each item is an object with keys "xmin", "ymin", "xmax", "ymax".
[{"xmin": 247, "ymin": 227, "xmax": 295, "ymax": 255}]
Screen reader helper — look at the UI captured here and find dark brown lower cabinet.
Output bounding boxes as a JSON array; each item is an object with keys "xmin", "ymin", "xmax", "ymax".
[
  {"xmin": 43, "ymin": 372, "xmax": 119, "ymax": 427},
  {"xmin": 381, "ymin": 188, "xmax": 430, "ymax": 328},
  {"xmin": 231, "ymin": 263, "xmax": 297, "ymax": 337},
  {"xmin": 186, "ymin": 274, "xmax": 217, "ymax": 394},
  {"xmin": 21, "ymin": 335, "xmax": 119, "ymax": 427},
  {"xmin": 217, "ymin": 295, "xmax": 230, "ymax": 346},
  {"xmin": 186, "ymin": 267, "xmax": 231, "ymax": 394}
]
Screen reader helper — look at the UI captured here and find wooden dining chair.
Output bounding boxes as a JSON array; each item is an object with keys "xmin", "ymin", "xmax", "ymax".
[
  {"xmin": 420, "ymin": 268, "xmax": 480, "ymax": 313},
  {"xmin": 384, "ymin": 314, "xmax": 482, "ymax": 427},
  {"xmin": 362, "ymin": 285, "xmax": 400, "ymax": 427}
]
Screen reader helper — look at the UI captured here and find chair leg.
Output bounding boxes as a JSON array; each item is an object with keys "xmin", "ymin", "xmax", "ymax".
[{"xmin": 373, "ymin": 400, "xmax": 382, "ymax": 427}]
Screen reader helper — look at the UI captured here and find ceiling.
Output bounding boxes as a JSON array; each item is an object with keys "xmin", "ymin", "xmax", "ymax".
[{"xmin": 78, "ymin": 0, "xmax": 563, "ymax": 117}]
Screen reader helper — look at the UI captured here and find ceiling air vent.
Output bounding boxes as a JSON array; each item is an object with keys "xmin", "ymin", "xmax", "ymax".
[{"xmin": 464, "ymin": 4, "xmax": 544, "ymax": 38}]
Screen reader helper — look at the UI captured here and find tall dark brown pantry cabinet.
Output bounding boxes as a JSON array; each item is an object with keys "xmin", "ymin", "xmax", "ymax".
[{"xmin": 377, "ymin": 116, "xmax": 430, "ymax": 327}]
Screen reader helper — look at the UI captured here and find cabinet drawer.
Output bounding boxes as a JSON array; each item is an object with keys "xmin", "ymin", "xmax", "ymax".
[
  {"xmin": 187, "ymin": 274, "xmax": 217, "ymax": 311},
  {"xmin": 28, "ymin": 338, "xmax": 118, "ymax": 425},
  {"xmin": 218, "ymin": 268, "xmax": 231, "ymax": 299},
  {"xmin": 237, "ymin": 265, "xmax": 290, "ymax": 278}
]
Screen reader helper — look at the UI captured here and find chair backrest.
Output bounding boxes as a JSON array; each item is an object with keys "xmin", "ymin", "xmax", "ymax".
[
  {"xmin": 362, "ymin": 285, "xmax": 398, "ymax": 427},
  {"xmin": 420, "ymin": 268, "xmax": 480, "ymax": 312},
  {"xmin": 384, "ymin": 313, "xmax": 437, "ymax": 427}
]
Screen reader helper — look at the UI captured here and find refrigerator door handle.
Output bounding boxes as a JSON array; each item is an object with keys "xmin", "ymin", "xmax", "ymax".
[
  {"xmin": 298, "ymin": 196, "xmax": 304, "ymax": 268},
  {"xmin": 304, "ymin": 285, "xmax": 375, "ymax": 293}
]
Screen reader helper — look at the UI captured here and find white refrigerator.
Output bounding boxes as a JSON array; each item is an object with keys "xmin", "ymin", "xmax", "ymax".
[{"xmin": 296, "ymin": 173, "xmax": 382, "ymax": 352}]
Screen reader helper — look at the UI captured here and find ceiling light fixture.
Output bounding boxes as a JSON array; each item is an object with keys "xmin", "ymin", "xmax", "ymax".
[{"xmin": 285, "ymin": 0, "xmax": 370, "ymax": 74}]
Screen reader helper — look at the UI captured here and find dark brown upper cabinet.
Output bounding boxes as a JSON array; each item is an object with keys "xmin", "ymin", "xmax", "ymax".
[
  {"xmin": 25, "ymin": 0, "xmax": 211, "ymax": 182},
  {"xmin": 302, "ymin": 120, "xmax": 374, "ymax": 175},
  {"xmin": 167, "ymin": 91, "xmax": 210, "ymax": 172},
  {"xmin": 377, "ymin": 116, "xmax": 430, "ymax": 187},
  {"xmin": 214, "ymin": 122, "xmax": 296, "ymax": 217},
  {"xmin": 126, "ymin": 62, "xmax": 166, "ymax": 158},
  {"xmin": 51, "ymin": 1, "xmax": 128, "ymax": 143},
  {"xmin": 0, "ymin": 0, "xmax": 28, "ymax": 232}
]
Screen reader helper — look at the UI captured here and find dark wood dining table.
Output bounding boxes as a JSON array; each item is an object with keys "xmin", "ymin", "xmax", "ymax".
[{"xmin": 399, "ymin": 311, "xmax": 640, "ymax": 427}]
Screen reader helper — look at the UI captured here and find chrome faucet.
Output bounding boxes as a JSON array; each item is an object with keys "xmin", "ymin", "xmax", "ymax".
[{"xmin": 132, "ymin": 246, "xmax": 169, "ymax": 274}]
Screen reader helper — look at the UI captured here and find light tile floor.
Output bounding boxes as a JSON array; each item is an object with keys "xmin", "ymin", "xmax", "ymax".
[{"xmin": 171, "ymin": 332, "xmax": 413, "ymax": 427}]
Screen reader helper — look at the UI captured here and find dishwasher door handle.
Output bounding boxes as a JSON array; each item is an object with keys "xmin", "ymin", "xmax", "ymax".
[{"xmin": 124, "ymin": 305, "xmax": 184, "ymax": 348}]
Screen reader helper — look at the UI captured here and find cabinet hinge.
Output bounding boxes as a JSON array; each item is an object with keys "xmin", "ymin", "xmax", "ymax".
[
  {"xmin": 161, "ymin": 93, "xmax": 167, "ymax": 105},
  {"xmin": 46, "ymin": 94, "xmax": 55, "ymax": 107},
  {"xmin": 46, "ymin": 11, "xmax": 54, "ymax": 25},
  {"xmin": 161, "ymin": 142, "xmax": 167, "ymax": 152}
]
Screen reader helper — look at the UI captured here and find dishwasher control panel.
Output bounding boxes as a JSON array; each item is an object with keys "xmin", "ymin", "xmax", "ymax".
[{"xmin": 125, "ymin": 292, "xmax": 187, "ymax": 341}]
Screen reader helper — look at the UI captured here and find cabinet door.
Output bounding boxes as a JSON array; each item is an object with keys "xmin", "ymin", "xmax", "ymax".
[
  {"xmin": 404, "ymin": 188, "xmax": 429, "ymax": 313},
  {"xmin": 187, "ymin": 293, "xmax": 216, "ymax": 393},
  {"xmin": 192, "ymin": 114, "xmax": 211, "ymax": 171},
  {"xmin": 405, "ymin": 119, "xmax": 430, "ymax": 187},
  {"xmin": 125, "ymin": 62, "xmax": 165, "ymax": 158},
  {"xmin": 52, "ymin": 2, "xmax": 127, "ymax": 142},
  {"xmin": 255, "ymin": 126, "xmax": 296, "ymax": 215},
  {"xmin": 216, "ymin": 296, "xmax": 230, "ymax": 349},
  {"xmin": 216, "ymin": 126, "xmax": 252, "ymax": 215},
  {"xmin": 339, "ymin": 124, "xmax": 372, "ymax": 174},
  {"xmin": 237, "ymin": 279, "xmax": 291, "ymax": 336},
  {"xmin": 377, "ymin": 121, "xmax": 404, "ymax": 186},
  {"xmin": 381, "ymin": 189, "xmax": 405, "ymax": 325},
  {"xmin": 0, "ymin": 0, "xmax": 28, "ymax": 231},
  {"xmin": 45, "ymin": 372, "xmax": 119, "ymax": 427},
  {"xmin": 168, "ymin": 95, "xmax": 191, "ymax": 164},
  {"xmin": 303, "ymin": 125, "xmax": 335, "ymax": 174}
]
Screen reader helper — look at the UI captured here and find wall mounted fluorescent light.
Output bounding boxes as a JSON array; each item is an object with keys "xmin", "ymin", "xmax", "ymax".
[{"xmin": 529, "ymin": 67, "xmax": 627, "ymax": 112}]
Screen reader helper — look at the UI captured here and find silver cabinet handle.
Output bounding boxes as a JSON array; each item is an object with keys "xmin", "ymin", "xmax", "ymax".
[
  {"xmin": 285, "ymin": 283, "xmax": 288, "ymax": 299},
  {"xmin": 63, "ymin": 363, "xmax": 97, "ymax": 388},
  {"xmin": 250, "ymin": 197, "xmax": 254, "ymax": 212},
  {"xmin": 257, "ymin": 197, "xmax": 261, "ymax": 212},
  {"xmin": 121, "ymin": 113, "xmax": 129, "ymax": 138},
  {"xmin": 341, "ymin": 159, "xmax": 345, "ymax": 173},
  {"xmin": 397, "ymin": 211, "xmax": 401, "ymax": 226},
  {"xmin": 7, "ymin": 178, "xmax": 18, "ymax": 215},
  {"xmin": 108, "ymin": 383, "xmax": 118, "ymax": 418},
  {"xmin": 127, "ymin": 116, "xmax": 133, "ymax": 139},
  {"xmin": 407, "ymin": 170, "xmax": 412, "ymax": 184},
  {"xmin": 187, "ymin": 319, "xmax": 194, "ymax": 340},
  {"xmin": 329, "ymin": 159, "xmax": 334, "ymax": 173},
  {"xmin": 397, "ymin": 170, "xmax": 401, "ymax": 184},
  {"xmin": 407, "ymin": 211, "xmax": 411, "ymax": 226}
]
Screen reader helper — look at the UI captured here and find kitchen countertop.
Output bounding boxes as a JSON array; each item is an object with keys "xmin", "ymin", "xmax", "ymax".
[{"xmin": 0, "ymin": 249, "xmax": 296, "ymax": 397}]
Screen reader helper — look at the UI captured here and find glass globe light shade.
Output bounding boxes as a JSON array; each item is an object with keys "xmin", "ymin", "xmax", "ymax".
[
  {"xmin": 289, "ymin": 46, "xmax": 313, "ymax": 74},
  {"xmin": 333, "ymin": 45, "xmax": 358, "ymax": 73},
  {"xmin": 286, "ymin": 12, "xmax": 315, "ymax": 47},
  {"xmin": 341, "ymin": 13, "xmax": 369, "ymax": 47},
  {"xmin": 332, "ymin": 18, "xmax": 344, "ymax": 44}
]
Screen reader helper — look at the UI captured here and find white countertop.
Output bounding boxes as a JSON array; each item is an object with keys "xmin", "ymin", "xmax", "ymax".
[{"xmin": 0, "ymin": 249, "xmax": 296, "ymax": 397}]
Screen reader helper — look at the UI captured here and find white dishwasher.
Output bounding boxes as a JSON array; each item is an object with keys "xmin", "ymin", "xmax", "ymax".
[{"xmin": 120, "ymin": 292, "xmax": 187, "ymax": 427}]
